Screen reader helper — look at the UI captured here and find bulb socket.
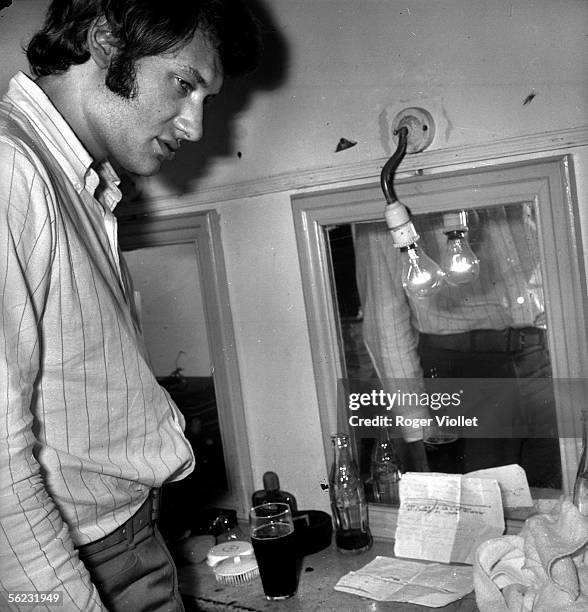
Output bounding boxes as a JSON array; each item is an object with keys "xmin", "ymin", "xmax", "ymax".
[
  {"xmin": 442, "ymin": 211, "xmax": 469, "ymax": 233},
  {"xmin": 385, "ymin": 202, "xmax": 419, "ymax": 248}
]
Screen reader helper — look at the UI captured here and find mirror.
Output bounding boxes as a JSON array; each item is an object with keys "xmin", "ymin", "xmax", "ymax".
[
  {"xmin": 118, "ymin": 211, "xmax": 253, "ymax": 531},
  {"xmin": 327, "ymin": 201, "xmax": 562, "ymax": 504},
  {"xmin": 293, "ymin": 155, "xmax": 588, "ymax": 534}
]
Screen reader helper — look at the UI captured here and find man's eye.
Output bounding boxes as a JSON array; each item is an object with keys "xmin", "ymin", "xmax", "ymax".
[{"xmin": 176, "ymin": 78, "xmax": 192, "ymax": 94}]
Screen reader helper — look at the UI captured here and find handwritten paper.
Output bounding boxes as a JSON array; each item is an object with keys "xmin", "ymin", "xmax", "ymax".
[
  {"xmin": 334, "ymin": 556, "xmax": 473, "ymax": 607},
  {"xmin": 465, "ymin": 464, "xmax": 533, "ymax": 509},
  {"xmin": 394, "ymin": 472, "xmax": 504, "ymax": 565}
]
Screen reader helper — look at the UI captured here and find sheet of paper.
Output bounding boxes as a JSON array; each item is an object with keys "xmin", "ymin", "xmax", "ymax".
[
  {"xmin": 393, "ymin": 472, "xmax": 504, "ymax": 565},
  {"xmin": 334, "ymin": 556, "xmax": 473, "ymax": 608},
  {"xmin": 465, "ymin": 463, "xmax": 533, "ymax": 508}
]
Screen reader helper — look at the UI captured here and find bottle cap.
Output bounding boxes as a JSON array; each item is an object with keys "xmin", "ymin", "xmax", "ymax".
[
  {"xmin": 206, "ymin": 540, "xmax": 254, "ymax": 567},
  {"xmin": 262, "ymin": 470, "xmax": 280, "ymax": 492}
]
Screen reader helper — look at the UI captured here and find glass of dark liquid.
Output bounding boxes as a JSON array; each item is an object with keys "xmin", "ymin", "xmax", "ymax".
[{"xmin": 250, "ymin": 502, "xmax": 297, "ymax": 600}]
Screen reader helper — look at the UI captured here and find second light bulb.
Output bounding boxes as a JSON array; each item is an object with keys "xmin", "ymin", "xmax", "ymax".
[{"xmin": 442, "ymin": 229, "xmax": 480, "ymax": 286}]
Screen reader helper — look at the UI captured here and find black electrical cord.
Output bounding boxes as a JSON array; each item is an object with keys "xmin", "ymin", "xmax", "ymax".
[{"xmin": 380, "ymin": 126, "xmax": 409, "ymax": 204}]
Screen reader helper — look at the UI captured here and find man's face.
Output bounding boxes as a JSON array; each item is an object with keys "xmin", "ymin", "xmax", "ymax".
[{"xmin": 87, "ymin": 28, "xmax": 223, "ymax": 176}]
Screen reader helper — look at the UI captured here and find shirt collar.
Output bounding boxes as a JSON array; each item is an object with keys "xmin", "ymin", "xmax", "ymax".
[{"xmin": 5, "ymin": 72, "xmax": 122, "ymax": 211}]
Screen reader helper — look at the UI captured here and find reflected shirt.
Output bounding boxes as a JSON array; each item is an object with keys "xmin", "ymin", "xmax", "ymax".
[
  {"xmin": 354, "ymin": 207, "xmax": 544, "ymax": 390},
  {"xmin": 0, "ymin": 73, "xmax": 194, "ymax": 611}
]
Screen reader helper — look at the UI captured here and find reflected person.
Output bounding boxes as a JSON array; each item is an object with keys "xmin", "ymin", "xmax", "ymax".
[
  {"xmin": 354, "ymin": 206, "xmax": 561, "ymax": 488},
  {"xmin": 0, "ymin": 1, "xmax": 261, "ymax": 610}
]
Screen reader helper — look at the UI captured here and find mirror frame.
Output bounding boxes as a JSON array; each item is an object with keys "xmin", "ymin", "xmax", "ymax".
[
  {"xmin": 118, "ymin": 210, "xmax": 253, "ymax": 517},
  {"xmin": 292, "ymin": 155, "xmax": 588, "ymax": 537}
]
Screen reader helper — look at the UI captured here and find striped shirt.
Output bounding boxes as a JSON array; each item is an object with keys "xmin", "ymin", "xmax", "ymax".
[
  {"xmin": 354, "ymin": 207, "xmax": 544, "ymax": 389},
  {"xmin": 0, "ymin": 73, "xmax": 194, "ymax": 610}
]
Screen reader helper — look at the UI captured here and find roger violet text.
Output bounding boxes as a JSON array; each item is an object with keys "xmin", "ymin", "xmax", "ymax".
[{"xmin": 348, "ymin": 414, "xmax": 479, "ymax": 428}]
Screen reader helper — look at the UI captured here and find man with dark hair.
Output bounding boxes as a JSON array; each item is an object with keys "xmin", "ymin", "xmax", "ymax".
[{"xmin": 0, "ymin": 1, "xmax": 261, "ymax": 610}]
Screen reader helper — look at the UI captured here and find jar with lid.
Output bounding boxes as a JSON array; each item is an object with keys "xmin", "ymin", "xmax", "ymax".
[{"xmin": 329, "ymin": 433, "xmax": 373, "ymax": 554}]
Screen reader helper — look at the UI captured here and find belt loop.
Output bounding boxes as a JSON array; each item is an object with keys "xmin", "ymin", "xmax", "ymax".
[
  {"xmin": 509, "ymin": 328, "xmax": 519, "ymax": 352},
  {"xmin": 151, "ymin": 488, "xmax": 160, "ymax": 522},
  {"xmin": 504, "ymin": 328, "xmax": 511, "ymax": 352},
  {"xmin": 127, "ymin": 501, "xmax": 138, "ymax": 548}
]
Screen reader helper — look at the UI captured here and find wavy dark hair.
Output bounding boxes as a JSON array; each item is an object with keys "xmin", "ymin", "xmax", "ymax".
[{"xmin": 26, "ymin": 0, "xmax": 262, "ymax": 98}]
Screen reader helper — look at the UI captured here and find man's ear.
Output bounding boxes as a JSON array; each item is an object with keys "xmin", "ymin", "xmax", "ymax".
[{"xmin": 87, "ymin": 17, "xmax": 119, "ymax": 69}]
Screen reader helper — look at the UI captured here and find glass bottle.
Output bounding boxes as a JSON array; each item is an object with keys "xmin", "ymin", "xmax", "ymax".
[
  {"xmin": 329, "ymin": 433, "xmax": 373, "ymax": 554},
  {"xmin": 573, "ymin": 411, "xmax": 588, "ymax": 515},
  {"xmin": 371, "ymin": 438, "xmax": 403, "ymax": 506},
  {"xmin": 208, "ymin": 511, "xmax": 246, "ymax": 543}
]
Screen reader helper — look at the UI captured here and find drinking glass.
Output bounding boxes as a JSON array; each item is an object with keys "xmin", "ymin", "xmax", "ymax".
[{"xmin": 249, "ymin": 502, "xmax": 297, "ymax": 600}]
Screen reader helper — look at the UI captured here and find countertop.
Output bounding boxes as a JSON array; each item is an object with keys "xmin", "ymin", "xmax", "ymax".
[{"xmin": 178, "ymin": 539, "xmax": 479, "ymax": 612}]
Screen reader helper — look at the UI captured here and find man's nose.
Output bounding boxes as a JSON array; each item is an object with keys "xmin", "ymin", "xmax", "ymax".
[{"xmin": 173, "ymin": 100, "xmax": 204, "ymax": 143}]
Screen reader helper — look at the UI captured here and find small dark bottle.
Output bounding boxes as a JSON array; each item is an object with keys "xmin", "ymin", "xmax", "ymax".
[{"xmin": 251, "ymin": 471, "xmax": 298, "ymax": 513}]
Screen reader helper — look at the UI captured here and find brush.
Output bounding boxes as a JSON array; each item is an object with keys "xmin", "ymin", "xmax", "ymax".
[{"xmin": 212, "ymin": 555, "xmax": 259, "ymax": 585}]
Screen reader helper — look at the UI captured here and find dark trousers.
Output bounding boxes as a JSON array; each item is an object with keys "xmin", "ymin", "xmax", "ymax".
[
  {"xmin": 77, "ymin": 493, "xmax": 185, "ymax": 612},
  {"xmin": 418, "ymin": 328, "xmax": 562, "ymax": 489}
]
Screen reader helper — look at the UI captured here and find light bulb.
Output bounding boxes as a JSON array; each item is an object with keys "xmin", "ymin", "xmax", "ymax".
[
  {"xmin": 401, "ymin": 244, "xmax": 444, "ymax": 299},
  {"xmin": 442, "ymin": 230, "xmax": 480, "ymax": 286}
]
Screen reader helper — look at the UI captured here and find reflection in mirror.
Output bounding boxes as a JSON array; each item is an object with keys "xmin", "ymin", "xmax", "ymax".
[
  {"xmin": 124, "ymin": 243, "xmax": 227, "ymax": 537},
  {"xmin": 328, "ymin": 203, "xmax": 562, "ymax": 505}
]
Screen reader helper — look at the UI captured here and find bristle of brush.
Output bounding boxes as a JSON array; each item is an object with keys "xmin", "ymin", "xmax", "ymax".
[{"xmin": 215, "ymin": 566, "xmax": 260, "ymax": 585}]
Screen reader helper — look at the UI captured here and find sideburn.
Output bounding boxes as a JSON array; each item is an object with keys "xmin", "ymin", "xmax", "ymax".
[{"xmin": 105, "ymin": 53, "xmax": 138, "ymax": 99}]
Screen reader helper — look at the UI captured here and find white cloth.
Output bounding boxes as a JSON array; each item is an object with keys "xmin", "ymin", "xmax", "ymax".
[
  {"xmin": 473, "ymin": 501, "xmax": 588, "ymax": 611},
  {"xmin": 0, "ymin": 73, "xmax": 194, "ymax": 611}
]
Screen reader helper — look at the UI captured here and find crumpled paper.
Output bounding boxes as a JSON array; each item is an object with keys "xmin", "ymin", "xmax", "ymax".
[{"xmin": 473, "ymin": 500, "xmax": 588, "ymax": 611}]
